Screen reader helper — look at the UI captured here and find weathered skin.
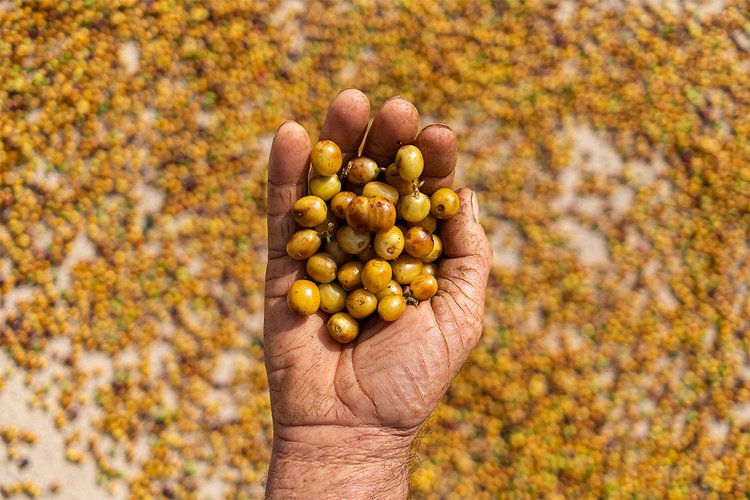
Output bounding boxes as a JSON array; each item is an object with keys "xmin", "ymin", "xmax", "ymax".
[{"xmin": 263, "ymin": 89, "xmax": 492, "ymax": 500}]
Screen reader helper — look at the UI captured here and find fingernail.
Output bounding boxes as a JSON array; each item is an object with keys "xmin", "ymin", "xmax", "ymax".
[
  {"xmin": 385, "ymin": 95, "xmax": 403, "ymax": 103},
  {"xmin": 275, "ymin": 120, "xmax": 293, "ymax": 134},
  {"xmin": 471, "ymin": 192, "xmax": 480, "ymax": 223}
]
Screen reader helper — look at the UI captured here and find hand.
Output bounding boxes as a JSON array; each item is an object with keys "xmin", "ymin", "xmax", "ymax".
[{"xmin": 263, "ymin": 90, "xmax": 492, "ymax": 499}]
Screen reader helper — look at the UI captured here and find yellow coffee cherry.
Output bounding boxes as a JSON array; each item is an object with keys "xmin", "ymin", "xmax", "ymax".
[
  {"xmin": 392, "ymin": 255, "xmax": 424, "ymax": 285},
  {"xmin": 430, "ymin": 188, "xmax": 460, "ymax": 219},
  {"xmin": 422, "ymin": 263, "xmax": 438, "ymax": 276},
  {"xmin": 405, "ymin": 214, "xmax": 438, "ymax": 233},
  {"xmin": 361, "ymin": 259, "xmax": 392, "ymax": 293},
  {"xmin": 374, "ymin": 226, "xmax": 405, "ymax": 260},
  {"xmin": 309, "ymin": 175, "xmax": 341, "ymax": 201},
  {"xmin": 362, "ymin": 181, "xmax": 399, "ymax": 204},
  {"xmin": 287, "ymin": 280, "xmax": 320, "ymax": 316},
  {"xmin": 378, "ymin": 294, "xmax": 407, "ymax": 322},
  {"xmin": 345, "ymin": 288, "xmax": 378, "ymax": 319},
  {"xmin": 398, "ymin": 192, "xmax": 431, "ymax": 222},
  {"xmin": 305, "ymin": 252, "xmax": 338, "ymax": 283},
  {"xmin": 325, "ymin": 239, "xmax": 353, "ymax": 266},
  {"xmin": 410, "ymin": 274, "xmax": 438, "ymax": 301},
  {"xmin": 337, "ymin": 261, "xmax": 364, "ymax": 291},
  {"xmin": 311, "ymin": 140, "xmax": 342, "ymax": 176},
  {"xmin": 286, "ymin": 229, "xmax": 322, "ymax": 260},
  {"xmin": 318, "ymin": 282, "xmax": 347, "ymax": 314},
  {"xmin": 395, "ymin": 144, "xmax": 424, "ymax": 181},
  {"xmin": 376, "ymin": 279, "xmax": 403, "ymax": 301},
  {"xmin": 292, "ymin": 195, "xmax": 328, "ymax": 227},
  {"xmin": 335, "ymin": 225, "xmax": 370, "ymax": 254},
  {"xmin": 327, "ymin": 312, "xmax": 359, "ymax": 343},
  {"xmin": 421, "ymin": 234, "xmax": 443, "ymax": 263}
]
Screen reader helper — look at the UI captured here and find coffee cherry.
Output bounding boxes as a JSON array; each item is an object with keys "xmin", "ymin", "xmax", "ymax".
[
  {"xmin": 395, "ymin": 145, "xmax": 424, "ymax": 181},
  {"xmin": 336, "ymin": 225, "xmax": 370, "ymax": 254},
  {"xmin": 325, "ymin": 239, "xmax": 353, "ymax": 266},
  {"xmin": 311, "ymin": 140, "xmax": 342, "ymax": 176},
  {"xmin": 330, "ymin": 191, "xmax": 356, "ymax": 220},
  {"xmin": 319, "ymin": 282, "xmax": 347, "ymax": 314},
  {"xmin": 293, "ymin": 195, "xmax": 328, "ymax": 227},
  {"xmin": 392, "ymin": 255, "xmax": 424, "ymax": 284},
  {"xmin": 287, "ymin": 279, "xmax": 320, "ymax": 315},
  {"xmin": 373, "ymin": 226, "xmax": 404, "ymax": 260},
  {"xmin": 306, "ymin": 252, "xmax": 338, "ymax": 283},
  {"xmin": 362, "ymin": 181, "xmax": 399, "ymax": 204},
  {"xmin": 378, "ymin": 294, "xmax": 407, "ymax": 322},
  {"xmin": 410, "ymin": 274, "xmax": 438, "ymax": 301},
  {"xmin": 422, "ymin": 234, "xmax": 443, "ymax": 263},
  {"xmin": 309, "ymin": 175, "xmax": 342, "ymax": 201},
  {"xmin": 356, "ymin": 245, "xmax": 378, "ymax": 264},
  {"xmin": 313, "ymin": 212, "xmax": 339, "ymax": 238},
  {"xmin": 346, "ymin": 195, "xmax": 396, "ymax": 234},
  {"xmin": 376, "ymin": 279, "xmax": 403, "ymax": 301},
  {"xmin": 385, "ymin": 163, "xmax": 413, "ymax": 195},
  {"xmin": 286, "ymin": 229, "xmax": 322, "ymax": 260},
  {"xmin": 368, "ymin": 196, "xmax": 397, "ymax": 233},
  {"xmin": 346, "ymin": 157, "xmax": 379, "ymax": 185},
  {"xmin": 405, "ymin": 214, "xmax": 437, "ymax": 233},
  {"xmin": 344, "ymin": 195, "xmax": 371, "ymax": 232},
  {"xmin": 337, "ymin": 261, "xmax": 364, "ymax": 291},
  {"xmin": 327, "ymin": 312, "xmax": 359, "ymax": 343},
  {"xmin": 345, "ymin": 288, "xmax": 378, "ymax": 319},
  {"xmin": 361, "ymin": 258, "xmax": 392, "ymax": 293},
  {"xmin": 422, "ymin": 263, "xmax": 438, "ymax": 276},
  {"xmin": 404, "ymin": 226, "xmax": 435, "ymax": 259},
  {"xmin": 430, "ymin": 188, "xmax": 460, "ymax": 219},
  {"xmin": 398, "ymin": 192, "xmax": 431, "ymax": 222}
]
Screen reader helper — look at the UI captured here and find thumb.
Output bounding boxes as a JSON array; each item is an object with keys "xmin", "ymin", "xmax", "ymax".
[{"xmin": 432, "ymin": 188, "xmax": 493, "ymax": 349}]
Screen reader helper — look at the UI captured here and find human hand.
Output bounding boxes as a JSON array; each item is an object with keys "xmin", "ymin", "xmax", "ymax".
[{"xmin": 263, "ymin": 90, "xmax": 492, "ymax": 499}]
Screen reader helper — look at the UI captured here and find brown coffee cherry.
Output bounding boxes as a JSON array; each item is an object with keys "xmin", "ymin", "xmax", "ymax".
[
  {"xmin": 404, "ymin": 226, "xmax": 435, "ymax": 259},
  {"xmin": 346, "ymin": 156, "xmax": 380, "ymax": 185},
  {"xmin": 330, "ymin": 191, "xmax": 357, "ymax": 220},
  {"xmin": 346, "ymin": 195, "xmax": 396, "ymax": 234}
]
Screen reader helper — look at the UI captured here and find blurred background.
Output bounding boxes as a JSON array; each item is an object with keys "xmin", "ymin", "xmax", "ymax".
[{"xmin": 1, "ymin": 0, "xmax": 749, "ymax": 498}]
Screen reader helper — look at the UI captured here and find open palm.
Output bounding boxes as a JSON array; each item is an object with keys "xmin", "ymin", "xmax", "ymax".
[{"xmin": 264, "ymin": 90, "xmax": 492, "ymax": 443}]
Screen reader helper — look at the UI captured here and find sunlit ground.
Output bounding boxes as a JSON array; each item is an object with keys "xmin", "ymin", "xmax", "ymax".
[{"xmin": 1, "ymin": 1, "xmax": 749, "ymax": 497}]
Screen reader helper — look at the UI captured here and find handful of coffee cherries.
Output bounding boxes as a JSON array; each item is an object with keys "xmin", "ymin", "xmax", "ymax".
[{"xmin": 286, "ymin": 139, "xmax": 459, "ymax": 343}]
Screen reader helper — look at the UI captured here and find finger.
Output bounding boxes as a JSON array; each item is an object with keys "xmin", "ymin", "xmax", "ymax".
[
  {"xmin": 361, "ymin": 97, "xmax": 420, "ymax": 167},
  {"xmin": 319, "ymin": 89, "xmax": 371, "ymax": 165},
  {"xmin": 267, "ymin": 121, "xmax": 311, "ymax": 261},
  {"xmin": 431, "ymin": 188, "xmax": 492, "ymax": 350},
  {"xmin": 414, "ymin": 124, "xmax": 457, "ymax": 195}
]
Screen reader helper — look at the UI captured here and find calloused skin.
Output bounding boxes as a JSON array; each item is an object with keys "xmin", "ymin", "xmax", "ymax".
[{"xmin": 264, "ymin": 89, "xmax": 492, "ymax": 499}]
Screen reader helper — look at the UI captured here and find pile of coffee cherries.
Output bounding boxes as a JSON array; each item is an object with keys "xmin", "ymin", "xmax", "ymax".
[{"xmin": 285, "ymin": 140, "xmax": 459, "ymax": 343}]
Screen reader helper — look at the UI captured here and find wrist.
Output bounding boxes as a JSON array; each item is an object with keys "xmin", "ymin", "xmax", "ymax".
[{"xmin": 265, "ymin": 424, "xmax": 417, "ymax": 500}]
